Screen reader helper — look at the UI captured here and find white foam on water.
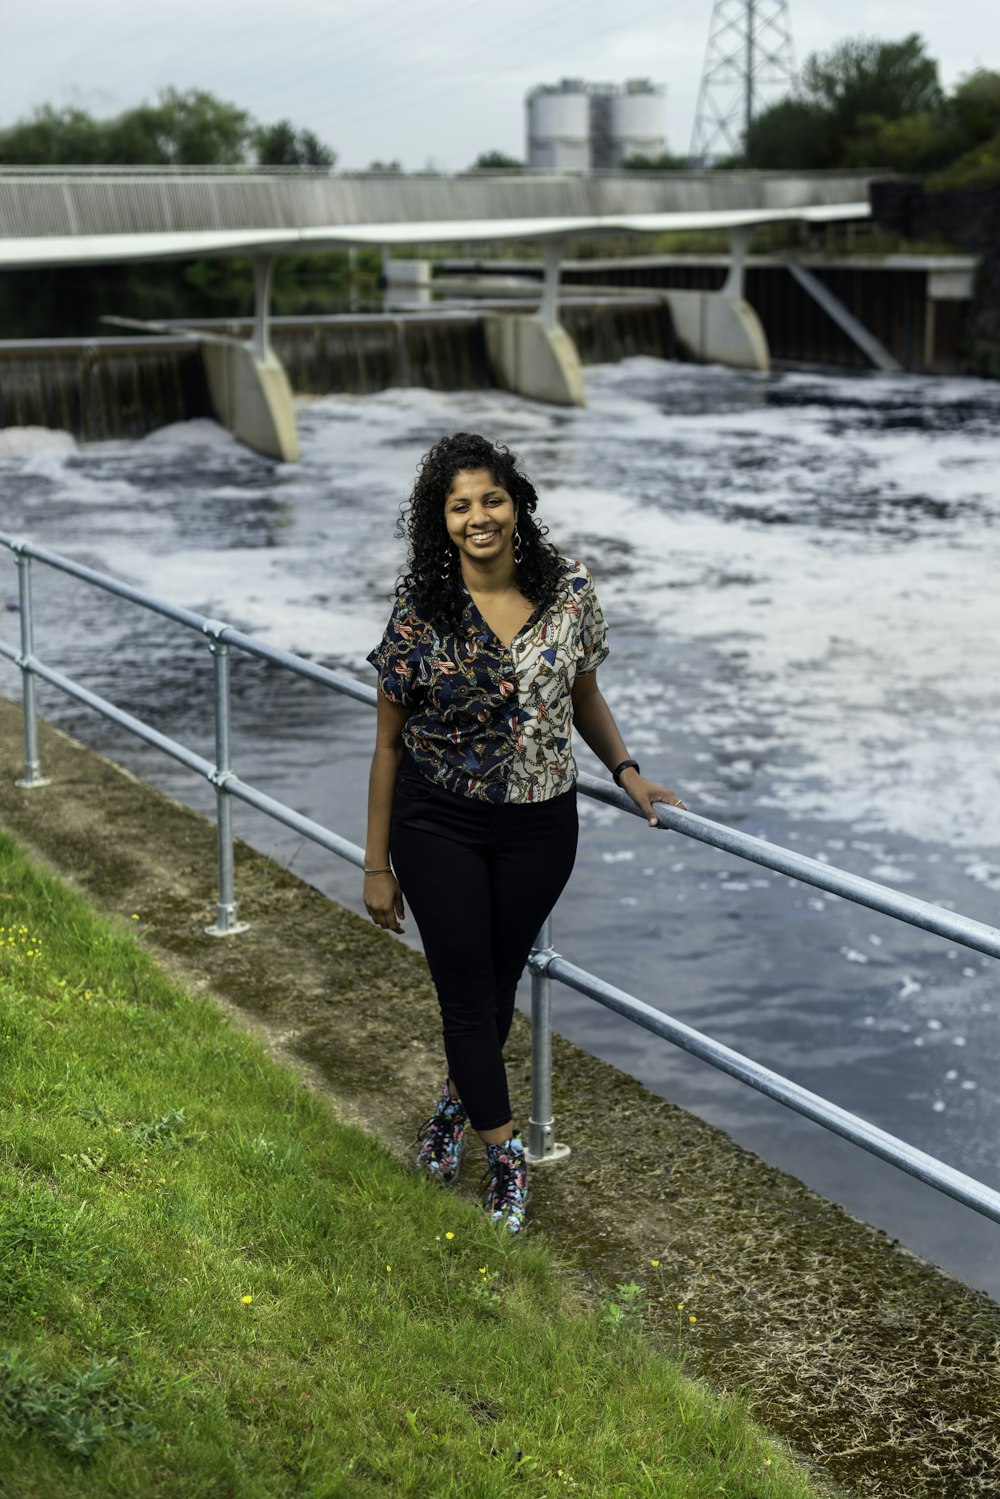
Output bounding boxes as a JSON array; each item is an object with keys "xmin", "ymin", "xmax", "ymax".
[
  {"xmin": 4, "ymin": 359, "xmax": 999, "ymax": 857},
  {"xmin": 0, "ymin": 427, "xmax": 77, "ymax": 458},
  {"xmin": 102, "ymin": 539, "xmax": 394, "ymax": 663},
  {"xmin": 139, "ymin": 419, "xmax": 248, "ymax": 453},
  {"xmin": 531, "ymin": 363, "xmax": 1000, "ymax": 851}
]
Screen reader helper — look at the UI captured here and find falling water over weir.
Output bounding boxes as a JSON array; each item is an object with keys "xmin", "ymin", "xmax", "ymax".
[
  {"xmin": 0, "ymin": 301, "xmax": 675, "ymax": 440},
  {"xmin": 2, "ymin": 354, "xmax": 999, "ymax": 1300}
]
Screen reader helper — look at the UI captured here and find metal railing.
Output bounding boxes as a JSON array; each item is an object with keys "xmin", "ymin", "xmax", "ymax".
[{"xmin": 4, "ymin": 528, "xmax": 1000, "ymax": 1227}]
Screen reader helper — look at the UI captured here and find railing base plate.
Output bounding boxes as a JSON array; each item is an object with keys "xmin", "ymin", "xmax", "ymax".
[
  {"xmin": 525, "ymin": 1141, "xmax": 571, "ymax": 1166},
  {"xmin": 204, "ymin": 920, "xmax": 251, "ymax": 938}
]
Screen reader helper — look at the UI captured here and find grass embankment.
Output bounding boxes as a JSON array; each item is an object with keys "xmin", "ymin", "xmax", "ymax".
[{"xmin": 0, "ymin": 830, "xmax": 828, "ymax": 1499}]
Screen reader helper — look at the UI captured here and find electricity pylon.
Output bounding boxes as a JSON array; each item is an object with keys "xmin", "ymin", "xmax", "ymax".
[{"xmin": 690, "ymin": 0, "xmax": 798, "ymax": 164}]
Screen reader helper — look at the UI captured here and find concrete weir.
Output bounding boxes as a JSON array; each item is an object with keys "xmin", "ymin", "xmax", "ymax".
[
  {"xmin": 661, "ymin": 224, "xmax": 770, "ymax": 371},
  {"xmin": 2, "ymin": 694, "xmax": 998, "ymax": 1499},
  {"xmin": 0, "ymin": 303, "xmax": 673, "ymax": 445},
  {"xmin": 482, "ymin": 314, "xmax": 586, "ymax": 406},
  {"xmin": 199, "ymin": 342, "xmax": 299, "ymax": 463},
  {"xmin": 481, "ymin": 243, "xmax": 586, "ymax": 406},
  {"xmin": 103, "ymin": 256, "xmax": 301, "ymax": 462},
  {"xmin": 198, "ymin": 254, "xmax": 299, "ymax": 462},
  {"xmin": 661, "ymin": 290, "xmax": 770, "ymax": 370}
]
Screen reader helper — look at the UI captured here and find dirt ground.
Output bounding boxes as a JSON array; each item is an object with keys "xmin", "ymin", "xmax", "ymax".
[{"xmin": 2, "ymin": 696, "xmax": 999, "ymax": 1498}]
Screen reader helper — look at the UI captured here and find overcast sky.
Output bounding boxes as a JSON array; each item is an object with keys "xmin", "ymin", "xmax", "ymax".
[{"xmin": 0, "ymin": 0, "xmax": 994, "ymax": 170}]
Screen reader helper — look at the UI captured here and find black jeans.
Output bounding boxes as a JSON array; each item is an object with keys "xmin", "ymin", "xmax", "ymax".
[{"xmin": 390, "ymin": 755, "xmax": 578, "ymax": 1131}]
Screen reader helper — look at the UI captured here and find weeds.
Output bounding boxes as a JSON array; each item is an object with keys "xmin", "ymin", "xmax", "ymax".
[
  {"xmin": 602, "ymin": 1280, "xmax": 647, "ymax": 1333},
  {"xmin": 0, "ymin": 1349, "xmax": 156, "ymax": 1458}
]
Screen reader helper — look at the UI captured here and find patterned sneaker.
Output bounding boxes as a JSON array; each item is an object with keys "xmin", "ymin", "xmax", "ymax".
[
  {"xmin": 482, "ymin": 1133, "xmax": 528, "ymax": 1234},
  {"xmin": 415, "ymin": 1082, "xmax": 467, "ymax": 1185}
]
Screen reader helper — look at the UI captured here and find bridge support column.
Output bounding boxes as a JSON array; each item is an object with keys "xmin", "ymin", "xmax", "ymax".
[
  {"xmin": 483, "ymin": 239, "xmax": 585, "ymax": 407},
  {"xmin": 201, "ymin": 255, "xmax": 300, "ymax": 462},
  {"xmin": 662, "ymin": 225, "xmax": 770, "ymax": 372},
  {"xmin": 721, "ymin": 224, "xmax": 753, "ymax": 300}
]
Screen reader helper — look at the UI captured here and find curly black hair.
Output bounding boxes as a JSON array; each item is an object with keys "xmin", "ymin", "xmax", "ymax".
[{"xmin": 395, "ymin": 432, "xmax": 563, "ymax": 633}]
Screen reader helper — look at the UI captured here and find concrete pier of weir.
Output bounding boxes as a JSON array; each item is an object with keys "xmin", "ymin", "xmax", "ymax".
[{"xmin": 1, "ymin": 693, "xmax": 998, "ymax": 1498}]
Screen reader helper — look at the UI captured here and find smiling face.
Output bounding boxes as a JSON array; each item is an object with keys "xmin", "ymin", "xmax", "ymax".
[{"xmin": 443, "ymin": 467, "xmax": 518, "ymax": 570}]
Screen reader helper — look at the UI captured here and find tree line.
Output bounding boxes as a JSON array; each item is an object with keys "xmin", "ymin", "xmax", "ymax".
[
  {"xmin": 477, "ymin": 36, "xmax": 1000, "ymax": 187},
  {"xmin": 744, "ymin": 34, "xmax": 999, "ymax": 187},
  {"xmin": 0, "ymin": 88, "xmax": 335, "ymax": 168},
  {"xmin": 2, "ymin": 40, "xmax": 998, "ymax": 186}
]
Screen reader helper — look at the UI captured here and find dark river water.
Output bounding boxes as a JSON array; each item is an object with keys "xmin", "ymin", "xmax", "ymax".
[{"xmin": 2, "ymin": 357, "xmax": 999, "ymax": 1298}]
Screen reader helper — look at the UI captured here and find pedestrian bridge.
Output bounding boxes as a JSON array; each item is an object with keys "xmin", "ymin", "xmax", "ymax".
[{"xmin": 0, "ymin": 167, "xmax": 877, "ymax": 458}]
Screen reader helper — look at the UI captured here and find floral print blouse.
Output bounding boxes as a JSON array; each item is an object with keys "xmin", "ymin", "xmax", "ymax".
[{"xmin": 367, "ymin": 559, "xmax": 609, "ymax": 804}]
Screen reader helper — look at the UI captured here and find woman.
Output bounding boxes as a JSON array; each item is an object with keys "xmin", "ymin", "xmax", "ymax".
[{"xmin": 364, "ymin": 432, "xmax": 683, "ymax": 1234}]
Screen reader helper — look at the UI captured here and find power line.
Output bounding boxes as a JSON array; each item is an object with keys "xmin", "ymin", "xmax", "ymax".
[
  {"xmin": 152, "ymin": 0, "xmax": 435, "ymax": 93},
  {"xmin": 252, "ymin": 0, "xmax": 703, "ymax": 143},
  {"xmin": 205, "ymin": 0, "xmax": 485, "ymax": 107},
  {"xmin": 7, "ymin": 0, "xmax": 454, "ymax": 108},
  {"xmin": 19, "ymin": 0, "xmax": 324, "ymax": 81},
  {"xmin": 244, "ymin": 0, "xmax": 618, "ymax": 115}
]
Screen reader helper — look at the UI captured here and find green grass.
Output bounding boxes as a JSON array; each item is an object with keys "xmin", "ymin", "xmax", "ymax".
[{"xmin": 0, "ymin": 831, "xmax": 828, "ymax": 1498}]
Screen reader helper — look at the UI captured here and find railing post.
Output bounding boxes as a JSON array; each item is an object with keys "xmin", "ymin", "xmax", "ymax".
[
  {"xmin": 525, "ymin": 915, "xmax": 571, "ymax": 1165},
  {"xmin": 204, "ymin": 627, "xmax": 249, "ymax": 937},
  {"xmin": 13, "ymin": 550, "xmax": 51, "ymax": 789}
]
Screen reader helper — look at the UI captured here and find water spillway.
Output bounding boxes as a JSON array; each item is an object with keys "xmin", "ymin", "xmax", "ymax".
[
  {"xmin": 0, "ymin": 337, "xmax": 214, "ymax": 441},
  {"xmin": 559, "ymin": 298, "xmax": 675, "ymax": 364},
  {"xmin": 188, "ymin": 303, "xmax": 676, "ymax": 394},
  {"xmin": 269, "ymin": 315, "xmax": 495, "ymax": 397},
  {"xmin": 0, "ymin": 302, "xmax": 676, "ymax": 441}
]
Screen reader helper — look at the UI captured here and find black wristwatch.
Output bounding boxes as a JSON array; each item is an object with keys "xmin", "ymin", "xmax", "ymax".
[{"xmin": 612, "ymin": 758, "xmax": 640, "ymax": 787}]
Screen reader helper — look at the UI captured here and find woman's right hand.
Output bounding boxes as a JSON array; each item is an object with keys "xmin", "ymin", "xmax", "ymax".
[{"xmin": 364, "ymin": 872, "xmax": 405, "ymax": 934}]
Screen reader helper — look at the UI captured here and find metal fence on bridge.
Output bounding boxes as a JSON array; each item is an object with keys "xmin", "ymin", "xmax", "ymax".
[{"xmin": 3, "ymin": 528, "xmax": 1000, "ymax": 1227}]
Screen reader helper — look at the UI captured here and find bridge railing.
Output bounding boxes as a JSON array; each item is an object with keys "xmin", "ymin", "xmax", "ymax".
[{"xmin": 3, "ymin": 529, "xmax": 1000, "ymax": 1227}]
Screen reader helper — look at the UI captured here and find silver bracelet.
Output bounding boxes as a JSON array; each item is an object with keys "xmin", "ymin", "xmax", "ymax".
[{"xmin": 363, "ymin": 865, "xmax": 392, "ymax": 876}]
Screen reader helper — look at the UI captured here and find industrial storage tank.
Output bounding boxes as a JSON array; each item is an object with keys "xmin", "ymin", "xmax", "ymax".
[
  {"xmin": 526, "ymin": 81, "xmax": 590, "ymax": 172},
  {"xmin": 608, "ymin": 79, "xmax": 666, "ymax": 166}
]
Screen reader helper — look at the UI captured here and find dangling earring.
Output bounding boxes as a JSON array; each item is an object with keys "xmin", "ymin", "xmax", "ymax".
[
  {"xmin": 441, "ymin": 547, "xmax": 452, "ymax": 579},
  {"xmin": 513, "ymin": 527, "xmax": 524, "ymax": 565}
]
